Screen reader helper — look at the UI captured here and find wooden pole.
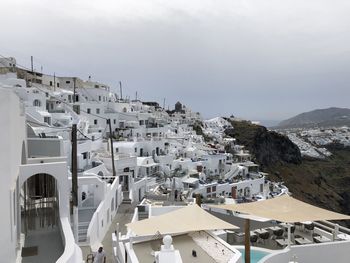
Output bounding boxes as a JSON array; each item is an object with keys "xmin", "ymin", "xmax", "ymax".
[
  {"xmin": 108, "ymin": 119, "xmax": 116, "ymax": 177},
  {"xmin": 119, "ymin": 81, "xmax": 123, "ymax": 100},
  {"xmin": 71, "ymin": 123, "xmax": 78, "ymax": 241},
  {"xmin": 73, "ymin": 77, "xmax": 76, "ymax": 103},
  {"xmin": 245, "ymin": 218, "xmax": 251, "ymax": 263}
]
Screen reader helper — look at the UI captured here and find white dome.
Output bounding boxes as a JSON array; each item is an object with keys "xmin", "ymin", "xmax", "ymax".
[{"xmin": 163, "ymin": 235, "xmax": 173, "ymax": 249}]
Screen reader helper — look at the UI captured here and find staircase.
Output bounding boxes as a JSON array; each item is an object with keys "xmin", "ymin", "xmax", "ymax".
[
  {"xmin": 78, "ymin": 222, "xmax": 89, "ymax": 243},
  {"xmin": 122, "ymin": 191, "xmax": 132, "ymax": 204},
  {"xmin": 138, "ymin": 213, "xmax": 148, "ymax": 220},
  {"xmin": 223, "ymin": 165, "xmax": 240, "ymax": 180}
]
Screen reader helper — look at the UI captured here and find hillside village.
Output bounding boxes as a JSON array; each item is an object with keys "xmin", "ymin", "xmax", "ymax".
[
  {"xmin": 2, "ymin": 56, "xmax": 350, "ymax": 263},
  {"xmin": 277, "ymin": 127, "xmax": 350, "ymax": 159}
]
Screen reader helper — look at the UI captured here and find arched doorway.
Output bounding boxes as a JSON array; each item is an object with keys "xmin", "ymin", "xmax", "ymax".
[
  {"xmin": 21, "ymin": 173, "xmax": 63, "ymax": 263},
  {"xmin": 21, "ymin": 173, "xmax": 59, "ymax": 233}
]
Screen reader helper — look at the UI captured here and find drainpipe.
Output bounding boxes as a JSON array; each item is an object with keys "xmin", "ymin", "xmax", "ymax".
[
  {"xmin": 287, "ymin": 224, "xmax": 291, "ymax": 248},
  {"xmin": 116, "ymin": 223, "xmax": 120, "ymax": 243}
]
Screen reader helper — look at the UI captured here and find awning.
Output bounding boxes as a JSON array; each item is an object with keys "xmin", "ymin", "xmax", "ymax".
[
  {"xmin": 126, "ymin": 204, "xmax": 239, "ymax": 236},
  {"xmin": 212, "ymin": 195, "xmax": 350, "ymax": 223}
]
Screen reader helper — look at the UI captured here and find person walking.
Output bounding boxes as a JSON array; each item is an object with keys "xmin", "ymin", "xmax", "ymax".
[{"xmin": 93, "ymin": 247, "xmax": 106, "ymax": 263}]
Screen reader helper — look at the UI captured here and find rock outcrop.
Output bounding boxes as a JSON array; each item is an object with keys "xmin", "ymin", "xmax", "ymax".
[{"xmin": 224, "ymin": 119, "xmax": 301, "ymax": 167}]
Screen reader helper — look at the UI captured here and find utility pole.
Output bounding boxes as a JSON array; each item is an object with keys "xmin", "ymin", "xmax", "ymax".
[
  {"xmin": 135, "ymin": 91, "xmax": 138, "ymax": 101},
  {"xmin": 53, "ymin": 72, "xmax": 56, "ymax": 92},
  {"xmin": 119, "ymin": 81, "xmax": 123, "ymax": 101},
  {"xmin": 31, "ymin": 56, "xmax": 36, "ymax": 86},
  {"xmin": 71, "ymin": 123, "xmax": 78, "ymax": 242},
  {"xmin": 30, "ymin": 56, "xmax": 33, "ymax": 72},
  {"xmin": 73, "ymin": 77, "xmax": 76, "ymax": 103},
  {"xmin": 107, "ymin": 119, "xmax": 116, "ymax": 177},
  {"xmin": 163, "ymin": 98, "xmax": 166, "ymax": 109},
  {"xmin": 244, "ymin": 219, "xmax": 251, "ymax": 263}
]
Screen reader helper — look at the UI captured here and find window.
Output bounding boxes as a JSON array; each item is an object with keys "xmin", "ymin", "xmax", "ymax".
[
  {"xmin": 33, "ymin": 99, "xmax": 41, "ymax": 107},
  {"xmin": 57, "ymin": 83, "xmax": 59, "ymax": 87},
  {"xmin": 49, "ymin": 81, "xmax": 52, "ymax": 86},
  {"xmin": 212, "ymin": 186, "xmax": 216, "ymax": 192},
  {"xmin": 44, "ymin": 117, "xmax": 51, "ymax": 125},
  {"xmin": 207, "ymin": 187, "xmax": 211, "ymax": 193},
  {"xmin": 134, "ymin": 148, "xmax": 137, "ymax": 153},
  {"xmin": 115, "ymin": 148, "xmax": 119, "ymax": 153},
  {"xmin": 113, "ymin": 119, "xmax": 116, "ymax": 124},
  {"xmin": 96, "ymin": 108, "xmax": 100, "ymax": 114},
  {"xmin": 99, "ymin": 96, "xmax": 101, "ymax": 101},
  {"xmin": 66, "ymin": 80, "xmax": 70, "ymax": 84},
  {"xmin": 82, "ymin": 152, "xmax": 88, "ymax": 159},
  {"xmin": 94, "ymin": 119, "xmax": 98, "ymax": 125},
  {"xmin": 87, "ymin": 108, "xmax": 91, "ymax": 114}
]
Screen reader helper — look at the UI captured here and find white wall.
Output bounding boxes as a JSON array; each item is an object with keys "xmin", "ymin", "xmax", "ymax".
[
  {"xmin": 0, "ymin": 88, "xmax": 26, "ymax": 262},
  {"xmin": 263, "ymin": 241, "xmax": 350, "ymax": 263},
  {"xmin": 86, "ymin": 178, "xmax": 122, "ymax": 250}
]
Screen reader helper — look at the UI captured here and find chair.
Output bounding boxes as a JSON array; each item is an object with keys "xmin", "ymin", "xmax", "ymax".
[
  {"xmin": 260, "ymin": 232, "xmax": 270, "ymax": 243},
  {"xmin": 274, "ymin": 229, "xmax": 284, "ymax": 238},
  {"xmin": 250, "ymin": 234, "xmax": 258, "ymax": 244},
  {"xmin": 305, "ymin": 223, "xmax": 314, "ymax": 231},
  {"xmin": 312, "ymin": 233, "xmax": 321, "ymax": 243}
]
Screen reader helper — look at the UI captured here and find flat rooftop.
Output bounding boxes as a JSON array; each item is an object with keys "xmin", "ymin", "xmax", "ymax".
[{"xmin": 133, "ymin": 231, "xmax": 237, "ymax": 263}]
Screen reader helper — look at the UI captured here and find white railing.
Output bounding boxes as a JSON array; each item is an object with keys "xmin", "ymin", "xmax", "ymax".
[
  {"xmin": 86, "ymin": 178, "xmax": 121, "ymax": 250},
  {"xmin": 56, "ymin": 217, "xmax": 83, "ymax": 263}
]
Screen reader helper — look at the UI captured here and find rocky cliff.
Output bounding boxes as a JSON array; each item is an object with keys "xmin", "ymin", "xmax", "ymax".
[{"xmin": 224, "ymin": 119, "xmax": 302, "ymax": 168}]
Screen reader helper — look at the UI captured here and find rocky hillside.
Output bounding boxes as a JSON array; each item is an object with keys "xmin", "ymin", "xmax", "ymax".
[
  {"xmin": 224, "ymin": 118, "xmax": 350, "ymax": 225},
  {"xmin": 224, "ymin": 119, "xmax": 302, "ymax": 168},
  {"xmin": 278, "ymin": 107, "xmax": 350, "ymax": 128},
  {"xmin": 265, "ymin": 146, "xmax": 350, "ymax": 225}
]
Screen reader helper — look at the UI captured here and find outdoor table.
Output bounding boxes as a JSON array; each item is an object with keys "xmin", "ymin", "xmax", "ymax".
[
  {"xmin": 255, "ymin": 229, "xmax": 268, "ymax": 235},
  {"xmin": 313, "ymin": 236, "xmax": 330, "ymax": 243},
  {"xmin": 295, "ymin": 237, "xmax": 312, "ymax": 245},
  {"xmin": 268, "ymin": 226, "xmax": 282, "ymax": 232},
  {"xmin": 276, "ymin": 239, "xmax": 289, "ymax": 247}
]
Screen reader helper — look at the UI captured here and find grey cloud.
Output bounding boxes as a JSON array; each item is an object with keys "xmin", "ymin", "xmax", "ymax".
[{"xmin": 1, "ymin": 0, "xmax": 349, "ymax": 120}]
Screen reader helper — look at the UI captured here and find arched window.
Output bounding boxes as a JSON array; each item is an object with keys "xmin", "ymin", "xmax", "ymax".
[{"xmin": 33, "ymin": 99, "xmax": 41, "ymax": 107}]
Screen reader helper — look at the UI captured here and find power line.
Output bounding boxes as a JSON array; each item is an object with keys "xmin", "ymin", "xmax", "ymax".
[
  {"xmin": 1, "ymin": 53, "xmax": 114, "ymax": 122},
  {"xmin": 77, "ymin": 123, "xmax": 108, "ymax": 141},
  {"xmin": 0, "ymin": 54, "xmax": 36, "ymax": 72},
  {"xmin": 27, "ymin": 120, "xmax": 71, "ymax": 130}
]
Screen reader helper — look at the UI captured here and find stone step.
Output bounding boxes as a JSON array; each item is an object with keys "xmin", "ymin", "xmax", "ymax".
[{"xmin": 122, "ymin": 199, "xmax": 132, "ymax": 204}]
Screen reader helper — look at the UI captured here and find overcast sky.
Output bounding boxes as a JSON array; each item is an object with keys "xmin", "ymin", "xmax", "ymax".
[{"xmin": 1, "ymin": 0, "xmax": 350, "ymax": 121}]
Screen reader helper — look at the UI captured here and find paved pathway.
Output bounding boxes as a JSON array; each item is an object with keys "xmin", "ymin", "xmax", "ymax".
[
  {"xmin": 80, "ymin": 203, "xmax": 137, "ymax": 263},
  {"xmin": 102, "ymin": 203, "xmax": 137, "ymax": 262}
]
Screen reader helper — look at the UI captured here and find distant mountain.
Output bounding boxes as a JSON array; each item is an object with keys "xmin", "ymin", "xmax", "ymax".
[
  {"xmin": 278, "ymin": 107, "xmax": 350, "ymax": 128},
  {"xmin": 257, "ymin": 120, "xmax": 281, "ymax": 128}
]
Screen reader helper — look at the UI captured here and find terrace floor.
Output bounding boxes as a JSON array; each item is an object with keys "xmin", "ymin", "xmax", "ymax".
[
  {"xmin": 134, "ymin": 234, "xmax": 217, "ymax": 263},
  {"xmin": 22, "ymin": 227, "xmax": 64, "ymax": 263},
  {"xmin": 210, "ymin": 210, "xmax": 349, "ymax": 250}
]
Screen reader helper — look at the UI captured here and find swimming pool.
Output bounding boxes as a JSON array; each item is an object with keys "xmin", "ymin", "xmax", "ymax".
[{"xmin": 237, "ymin": 248, "xmax": 270, "ymax": 263}]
